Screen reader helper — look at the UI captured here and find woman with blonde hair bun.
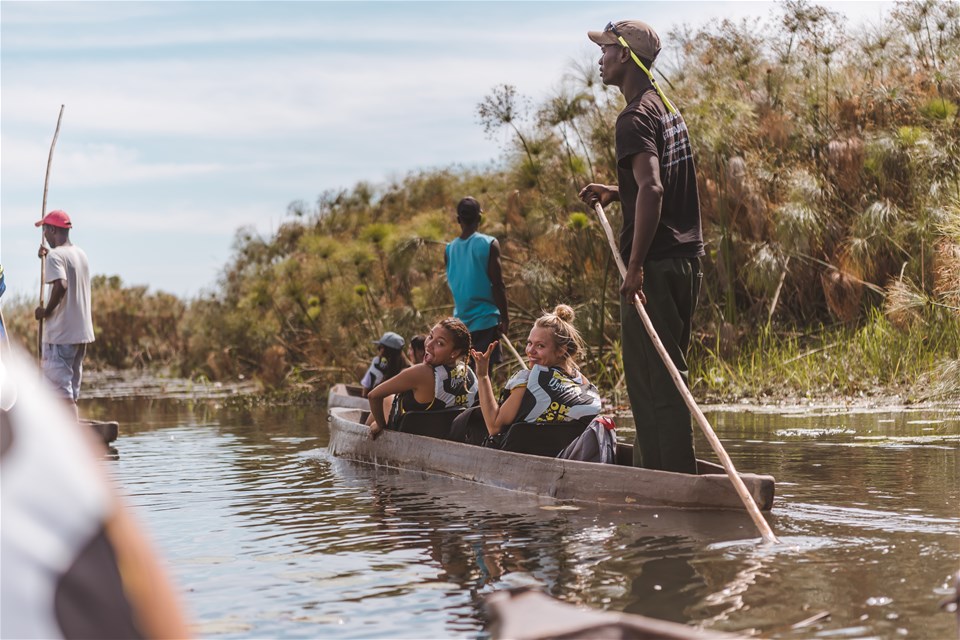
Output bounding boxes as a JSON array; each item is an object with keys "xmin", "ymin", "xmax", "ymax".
[{"xmin": 471, "ymin": 304, "xmax": 600, "ymax": 442}]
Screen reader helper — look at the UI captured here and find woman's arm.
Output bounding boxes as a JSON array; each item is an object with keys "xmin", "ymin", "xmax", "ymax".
[
  {"xmin": 488, "ymin": 388, "xmax": 524, "ymax": 436},
  {"xmin": 472, "ymin": 344, "xmax": 500, "ymax": 436},
  {"xmin": 471, "ymin": 343, "xmax": 525, "ymax": 436},
  {"xmin": 367, "ymin": 364, "xmax": 432, "ymax": 436}
]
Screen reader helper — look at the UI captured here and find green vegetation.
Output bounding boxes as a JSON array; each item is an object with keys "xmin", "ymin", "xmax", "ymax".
[
  {"xmin": 4, "ymin": 0, "xmax": 958, "ymax": 403},
  {"xmin": 691, "ymin": 308, "xmax": 960, "ymax": 404}
]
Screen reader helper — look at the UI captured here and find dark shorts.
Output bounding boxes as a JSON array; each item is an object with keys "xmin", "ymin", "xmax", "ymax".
[{"xmin": 470, "ymin": 325, "xmax": 502, "ymax": 365}]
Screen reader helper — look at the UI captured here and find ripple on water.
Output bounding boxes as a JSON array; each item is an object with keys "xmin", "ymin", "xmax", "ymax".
[
  {"xmin": 782, "ymin": 502, "xmax": 960, "ymax": 536},
  {"xmin": 775, "ymin": 428, "xmax": 857, "ymax": 438}
]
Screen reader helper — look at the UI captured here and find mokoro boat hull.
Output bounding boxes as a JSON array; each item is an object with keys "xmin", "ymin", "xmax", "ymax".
[
  {"xmin": 82, "ymin": 419, "xmax": 119, "ymax": 444},
  {"xmin": 486, "ymin": 588, "xmax": 740, "ymax": 640},
  {"xmin": 328, "ymin": 408, "xmax": 775, "ymax": 512},
  {"xmin": 327, "ymin": 383, "xmax": 369, "ymax": 410}
]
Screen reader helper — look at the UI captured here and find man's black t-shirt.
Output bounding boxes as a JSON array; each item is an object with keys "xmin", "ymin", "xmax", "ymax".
[{"xmin": 615, "ymin": 88, "xmax": 704, "ymax": 265}]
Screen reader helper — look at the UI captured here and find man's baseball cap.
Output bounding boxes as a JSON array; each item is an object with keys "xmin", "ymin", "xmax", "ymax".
[
  {"xmin": 374, "ymin": 331, "xmax": 405, "ymax": 350},
  {"xmin": 35, "ymin": 210, "xmax": 72, "ymax": 229},
  {"xmin": 588, "ymin": 20, "xmax": 661, "ymax": 63}
]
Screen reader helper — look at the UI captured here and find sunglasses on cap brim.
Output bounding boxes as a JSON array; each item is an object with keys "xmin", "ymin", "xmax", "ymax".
[{"xmin": 603, "ymin": 21, "xmax": 677, "ymax": 115}]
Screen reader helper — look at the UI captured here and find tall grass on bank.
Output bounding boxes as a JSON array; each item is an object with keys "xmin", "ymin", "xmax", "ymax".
[
  {"xmin": 692, "ymin": 308, "xmax": 960, "ymax": 403},
  {"xmin": 8, "ymin": 282, "xmax": 955, "ymax": 404}
]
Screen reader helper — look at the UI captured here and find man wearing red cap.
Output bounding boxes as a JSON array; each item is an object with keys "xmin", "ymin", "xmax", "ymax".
[
  {"xmin": 579, "ymin": 21, "xmax": 704, "ymax": 474},
  {"xmin": 34, "ymin": 210, "xmax": 95, "ymax": 415}
]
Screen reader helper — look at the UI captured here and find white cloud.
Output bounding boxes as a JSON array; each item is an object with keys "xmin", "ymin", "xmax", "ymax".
[
  {"xmin": 0, "ymin": 1, "xmax": 169, "ymax": 27},
  {"xmin": 1, "ymin": 136, "xmax": 223, "ymax": 187},
  {"xmin": 2, "ymin": 196, "xmax": 277, "ymax": 237},
  {"xmin": 0, "ymin": 3, "xmax": 575, "ymax": 51},
  {"xmin": 2, "ymin": 49, "xmax": 566, "ymax": 141}
]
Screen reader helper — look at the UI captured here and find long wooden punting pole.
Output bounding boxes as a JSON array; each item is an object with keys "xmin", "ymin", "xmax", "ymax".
[
  {"xmin": 500, "ymin": 334, "xmax": 528, "ymax": 370},
  {"xmin": 37, "ymin": 105, "xmax": 65, "ymax": 362},
  {"xmin": 592, "ymin": 202, "xmax": 779, "ymax": 544}
]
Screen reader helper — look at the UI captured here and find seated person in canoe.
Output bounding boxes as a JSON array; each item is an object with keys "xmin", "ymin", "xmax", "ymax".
[
  {"xmin": 471, "ymin": 304, "xmax": 601, "ymax": 444},
  {"xmin": 360, "ymin": 331, "xmax": 408, "ymax": 398},
  {"xmin": 408, "ymin": 334, "xmax": 426, "ymax": 364},
  {"xmin": 368, "ymin": 318, "xmax": 478, "ymax": 439}
]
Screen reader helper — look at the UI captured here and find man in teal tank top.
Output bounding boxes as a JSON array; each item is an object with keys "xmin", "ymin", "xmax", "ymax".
[{"xmin": 445, "ymin": 197, "xmax": 510, "ymax": 365}]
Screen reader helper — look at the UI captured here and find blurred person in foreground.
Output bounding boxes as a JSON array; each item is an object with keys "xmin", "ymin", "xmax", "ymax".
[
  {"xmin": 1, "ymin": 343, "xmax": 190, "ymax": 638},
  {"xmin": 0, "ymin": 264, "xmax": 7, "ymax": 341}
]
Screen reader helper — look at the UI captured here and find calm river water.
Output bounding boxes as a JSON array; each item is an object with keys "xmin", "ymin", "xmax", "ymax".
[{"xmin": 84, "ymin": 391, "xmax": 959, "ymax": 639}]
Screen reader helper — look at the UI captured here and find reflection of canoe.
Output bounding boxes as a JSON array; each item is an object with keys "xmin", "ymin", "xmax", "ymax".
[
  {"xmin": 328, "ymin": 407, "xmax": 775, "ymax": 512},
  {"xmin": 486, "ymin": 588, "xmax": 739, "ymax": 640},
  {"xmin": 81, "ymin": 420, "xmax": 119, "ymax": 444},
  {"xmin": 326, "ymin": 383, "xmax": 369, "ymax": 410}
]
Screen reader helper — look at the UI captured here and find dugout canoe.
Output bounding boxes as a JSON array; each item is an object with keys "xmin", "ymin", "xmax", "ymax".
[
  {"xmin": 327, "ymin": 383, "xmax": 369, "ymax": 410},
  {"xmin": 82, "ymin": 419, "xmax": 119, "ymax": 444},
  {"xmin": 486, "ymin": 588, "xmax": 740, "ymax": 640},
  {"xmin": 327, "ymin": 407, "xmax": 775, "ymax": 512}
]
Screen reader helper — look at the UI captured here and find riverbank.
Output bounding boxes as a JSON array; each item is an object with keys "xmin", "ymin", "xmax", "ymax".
[
  {"xmin": 81, "ymin": 367, "xmax": 957, "ymax": 415},
  {"xmin": 689, "ymin": 311, "xmax": 960, "ymax": 406},
  {"xmin": 59, "ymin": 292, "xmax": 954, "ymax": 409},
  {"xmin": 83, "ymin": 369, "xmax": 260, "ymax": 401}
]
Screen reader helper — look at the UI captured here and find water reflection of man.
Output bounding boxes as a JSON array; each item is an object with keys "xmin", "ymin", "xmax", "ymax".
[
  {"xmin": 624, "ymin": 543, "xmax": 704, "ymax": 623},
  {"xmin": 363, "ymin": 480, "xmax": 566, "ymax": 597}
]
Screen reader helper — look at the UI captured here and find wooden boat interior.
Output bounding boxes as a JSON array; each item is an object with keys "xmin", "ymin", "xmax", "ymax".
[
  {"xmin": 342, "ymin": 384, "xmax": 364, "ymax": 397},
  {"xmin": 396, "ymin": 408, "xmax": 464, "ymax": 439},
  {"xmin": 450, "ymin": 407, "xmax": 488, "ymax": 445},
  {"xmin": 499, "ymin": 420, "xmax": 588, "ymax": 457}
]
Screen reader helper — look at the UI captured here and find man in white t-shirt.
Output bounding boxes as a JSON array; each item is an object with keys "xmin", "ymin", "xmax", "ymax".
[{"xmin": 34, "ymin": 210, "xmax": 95, "ymax": 414}]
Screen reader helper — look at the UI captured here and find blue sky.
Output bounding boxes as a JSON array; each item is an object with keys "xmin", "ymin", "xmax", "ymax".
[{"xmin": 1, "ymin": 1, "xmax": 890, "ymax": 302}]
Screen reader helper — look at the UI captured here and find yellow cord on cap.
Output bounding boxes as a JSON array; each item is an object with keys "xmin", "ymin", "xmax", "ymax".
[{"xmin": 616, "ymin": 35, "xmax": 677, "ymax": 114}]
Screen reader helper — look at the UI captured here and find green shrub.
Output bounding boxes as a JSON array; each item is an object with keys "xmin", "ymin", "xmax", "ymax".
[{"xmin": 920, "ymin": 97, "xmax": 958, "ymax": 121}]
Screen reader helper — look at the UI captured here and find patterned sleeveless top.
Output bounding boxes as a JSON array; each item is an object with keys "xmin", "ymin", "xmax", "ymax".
[
  {"xmin": 505, "ymin": 364, "xmax": 601, "ymax": 424},
  {"xmin": 389, "ymin": 362, "xmax": 478, "ymax": 428}
]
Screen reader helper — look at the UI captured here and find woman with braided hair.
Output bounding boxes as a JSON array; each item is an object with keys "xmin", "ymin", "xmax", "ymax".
[
  {"xmin": 471, "ymin": 304, "xmax": 601, "ymax": 441},
  {"xmin": 367, "ymin": 317, "xmax": 478, "ymax": 439}
]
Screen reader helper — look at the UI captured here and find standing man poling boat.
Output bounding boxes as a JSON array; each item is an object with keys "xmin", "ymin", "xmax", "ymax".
[
  {"xmin": 34, "ymin": 210, "xmax": 95, "ymax": 420},
  {"xmin": 579, "ymin": 20, "xmax": 704, "ymax": 474},
  {"xmin": 445, "ymin": 196, "xmax": 510, "ymax": 368}
]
